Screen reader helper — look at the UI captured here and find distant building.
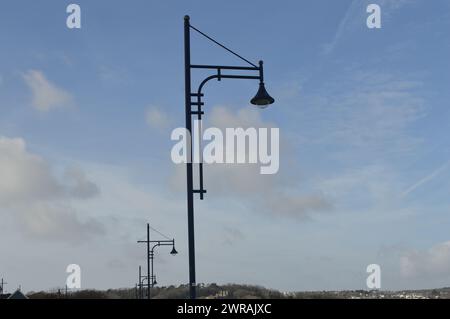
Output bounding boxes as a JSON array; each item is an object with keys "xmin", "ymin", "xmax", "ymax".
[{"xmin": 7, "ymin": 289, "xmax": 28, "ymax": 299}]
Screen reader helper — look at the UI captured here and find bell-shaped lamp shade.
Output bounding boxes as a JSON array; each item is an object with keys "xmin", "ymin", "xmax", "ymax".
[
  {"xmin": 153, "ymin": 279, "xmax": 157, "ymax": 286},
  {"xmin": 170, "ymin": 246, "xmax": 178, "ymax": 255},
  {"xmin": 250, "ymin": 82, "xmax": 275, "ymax": 108}
]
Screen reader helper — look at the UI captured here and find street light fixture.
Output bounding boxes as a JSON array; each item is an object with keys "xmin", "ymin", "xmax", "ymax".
[
  {"xmin": 251, "ymin": 62, "xmax": 275, "ymax": 107},
  {"xmin": 183, "ymin": 15, "xmax": 275, "ymax": 299},
  {"xmin": 137, "ymin": 223, "xmax": 177, "ymax": 299}
]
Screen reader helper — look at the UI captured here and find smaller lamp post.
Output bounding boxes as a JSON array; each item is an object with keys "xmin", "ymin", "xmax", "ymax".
[{"xmin": 138, "ymin": 223, "xmax": 178, "ymax": 299}]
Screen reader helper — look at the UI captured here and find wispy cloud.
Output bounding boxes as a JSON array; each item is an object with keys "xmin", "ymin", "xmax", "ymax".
[
  {"xmin": 322, "ymin": 0, "xmax": 417, "ymax": 55},
  {"xmin": 300, "ymin": 71, "xmax": 426, "ymax": 158},
  {"xmin": 400, "ymin": 240, "xmax": 450, "ymax": 278},
  {"xmin": 146, "ymin": 106, "xmax": 171, "ymax": 131},
  {"xmin": 23, "ymin": 70, "xmax": 73, "ymax": 112}
]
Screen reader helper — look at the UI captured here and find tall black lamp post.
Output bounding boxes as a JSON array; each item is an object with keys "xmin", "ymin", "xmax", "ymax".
[{"xmin": 183, "ymin": 15, "xmax": 275, "ymax": 299}]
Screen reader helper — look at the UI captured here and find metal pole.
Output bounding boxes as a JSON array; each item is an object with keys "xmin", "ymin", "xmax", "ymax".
[
  {"xmin": 150, "ymin": 250, "xmax": 154, "ymax": 290},
  {"xmin": 147, "ymin": 223, "xmax": 151, "ymax": 299},
  {"xmin": 184, "ymin": 15, "xmax": 196, "ymax": 299},
  {"xmin": 138, "ymin": 265, "xmax": 142, "ymax": 299}
]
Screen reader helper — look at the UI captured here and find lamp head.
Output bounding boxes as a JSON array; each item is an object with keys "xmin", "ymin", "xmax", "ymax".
[
  {"xmin": 170, "ymin": 246, "xmax": 178, "ymax": 255},
  {"xmin": 251, "ymin": 82, "xmax": 275, "ymax": 108}
]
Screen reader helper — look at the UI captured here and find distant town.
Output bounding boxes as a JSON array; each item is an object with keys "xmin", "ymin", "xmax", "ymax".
[{"xmin": 2, "ymin": 283, "xmax": 450, "ymax": 299}]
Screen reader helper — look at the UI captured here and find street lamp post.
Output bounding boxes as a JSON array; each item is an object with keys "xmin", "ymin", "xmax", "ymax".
[
  {"xmin": 183, "ymin": 15, "xmax": 275, "ymax": 299},
  {"xmin": 0, "ymin": 278, "xmax": 6, "ymax": 295},
  {"xmin": 138, "ymin": 265, "xmax": 142, "ymax": 299},
  {"xmin": 137, "ymin": 265, "xmax": 148, "ymax": 299},
  {"xmin": 138, "ymin": 223, "xmax": 178, "ymax": 299},
  {"xmin": 138, "ymin": 272, "xmax": 149, "ymax": 299}
]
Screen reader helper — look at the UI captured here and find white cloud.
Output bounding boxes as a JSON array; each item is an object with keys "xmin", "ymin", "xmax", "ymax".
[
  {"xmin": 400, "ymin": 241, "xmax": 450, "ymax": 278},
  {"xmin": 15, "ymin": 202, "xmax": 104, "ymax": 243},
  {"xmin": 0, "ymin": 136, "xmax": 102, "ymax": 243},
  {"xmin": 146, "ymin": 106, "xmax": 171, "ymax": 130},
  {"xmin": 0, "ymin": 137, "xmax": 63, "ymax": 204},
  {"xmin": 170, "ymin": 106, "xmax": 332, "ymax": 220},
  {"xmin": 265, "ymin": 192, "xmax": 331, "ymax": 219},
  {"xmin": 208, "ymin": 106, "xmax": 270, "ymax": 129},
  {"xmin": 64, "ymin": 166, "xmax": 101, "ymax": 199},
  {"xmin": 23, "ymin": 70, "xmax": 73, "ymax": 112}
]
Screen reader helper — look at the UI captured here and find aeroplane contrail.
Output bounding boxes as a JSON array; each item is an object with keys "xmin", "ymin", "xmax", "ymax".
[{"xmin": 401, "ymin": 160, "xmax": 450, "ymax": 197}]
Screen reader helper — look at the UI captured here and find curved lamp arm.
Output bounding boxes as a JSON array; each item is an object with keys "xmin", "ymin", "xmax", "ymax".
[{"xmin": 194, "ymin": 63, "xmax": 263, "ymax": 97}]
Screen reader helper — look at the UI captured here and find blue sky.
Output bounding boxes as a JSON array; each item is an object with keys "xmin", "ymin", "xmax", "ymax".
[{"xmin": 1, "ymin": 0, "xmax": 450, "ymax": 293}]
